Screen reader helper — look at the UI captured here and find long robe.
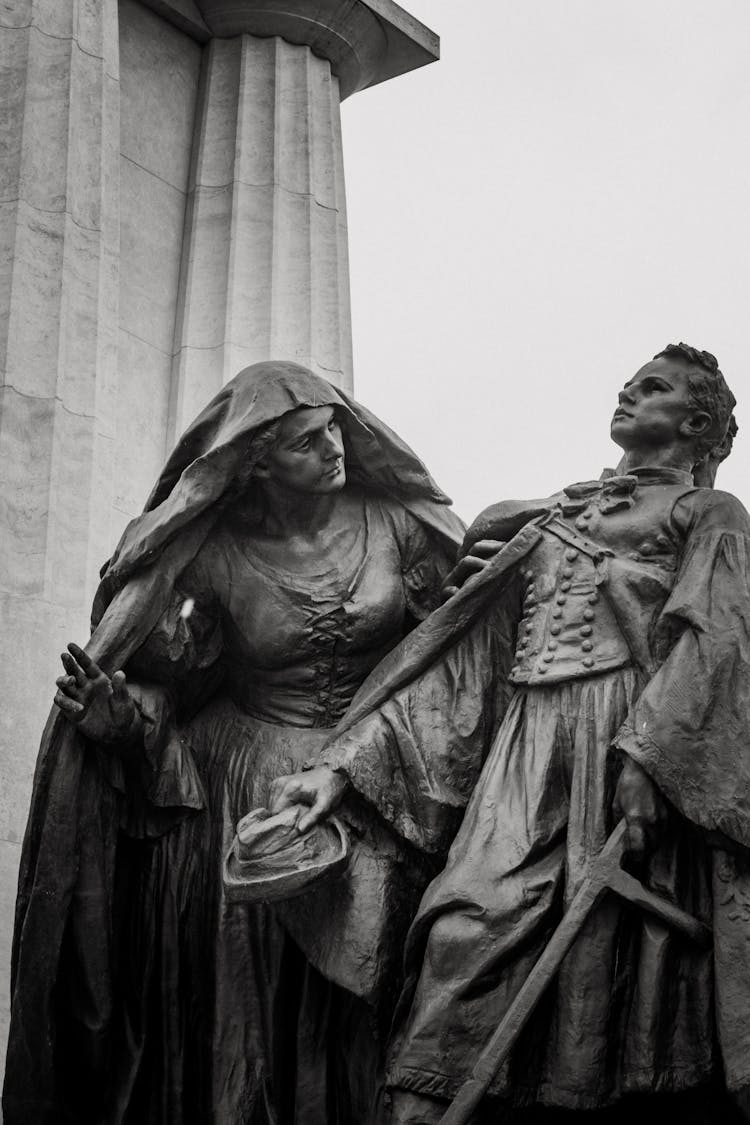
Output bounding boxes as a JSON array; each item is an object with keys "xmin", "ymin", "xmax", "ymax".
[
  {"xmin": 321, "ymin": 474, "xmax": 750, "ymax": 1115},
  {"xmin": 3, "ymin": 362, "xmax": 464, "ymax": 1125}
]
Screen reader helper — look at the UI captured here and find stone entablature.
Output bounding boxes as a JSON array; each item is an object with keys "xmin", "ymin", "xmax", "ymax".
[{"xmin": 142, "ymin": 0, "xmax": 439, "ymax": 98}]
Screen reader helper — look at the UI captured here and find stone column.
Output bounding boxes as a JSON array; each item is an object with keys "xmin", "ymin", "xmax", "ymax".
[
  {"xmin": 0, "ymin": 0, "xmax": 437, "ymax": 1069},
  {"xmin": 170, "ymin": 32, "xmax": 353, "ymax": 437},
  {"xmin": 0, "ymin": 0, "xmax": 120, "ymax": 1048},
  {"xmin": 167, "ymin": 0, "xmax": 439, "ymax": 437}
]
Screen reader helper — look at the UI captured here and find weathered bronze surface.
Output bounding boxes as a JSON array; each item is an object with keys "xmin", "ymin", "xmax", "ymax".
[
  {"xmin": 2, "ymin": 361, "xmax": 463, "ymax": 1125},
  {"xmin": 7, "ymin": 345, "xmax": 750, "ymax": 1125},
  {"xmin": 272, "ymin": 344, "xmax": 750, "ymax": 1124}
]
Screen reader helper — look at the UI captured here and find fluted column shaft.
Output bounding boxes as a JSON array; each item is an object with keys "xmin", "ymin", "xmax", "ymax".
[{"xmin": 170, "ymin": 33, "xmax": 352, "ymax": 439}]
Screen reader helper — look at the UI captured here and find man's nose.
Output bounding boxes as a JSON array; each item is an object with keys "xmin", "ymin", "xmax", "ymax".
[{"xmin": 619, "ymin": 387, "xmax": 635, "ymax": 406}]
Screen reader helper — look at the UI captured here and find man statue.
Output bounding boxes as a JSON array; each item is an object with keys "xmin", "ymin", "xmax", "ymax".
[{"xmin": 271, "ymin": 344, "xmax": 750, "ymax": 1123}]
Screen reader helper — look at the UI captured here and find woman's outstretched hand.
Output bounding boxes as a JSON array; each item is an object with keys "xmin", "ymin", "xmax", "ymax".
[
  {"xmin": 55, "ymin": 642, "xmax": 140, "ymax": 744},
  {"xmin": 268, "ymin": 766, "xmax": 349, "ymax": 834}
]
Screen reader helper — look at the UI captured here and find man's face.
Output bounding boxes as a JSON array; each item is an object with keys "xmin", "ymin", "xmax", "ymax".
[
  {"xmin": 610, "ymin": 357, "xmax": 705, "ymax": 453},
  {"xmin": 259, "ymin": 405, "xmax": 346, "ymax": 494}
]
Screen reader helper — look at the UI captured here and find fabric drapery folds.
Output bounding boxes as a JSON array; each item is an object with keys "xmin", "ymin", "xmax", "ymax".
[
  {"xmin": 316, "ymin": 474, "xmax": 750, "ymax": 1111},
  {"xmin": 4, "ymin": 362, "xmax": 464, "ymax": 1125}
]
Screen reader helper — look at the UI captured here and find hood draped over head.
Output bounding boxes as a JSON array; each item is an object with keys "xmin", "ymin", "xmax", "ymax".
[{"xmin": 92, "ymin": 361, "xmax": 461, "ymax": 627}]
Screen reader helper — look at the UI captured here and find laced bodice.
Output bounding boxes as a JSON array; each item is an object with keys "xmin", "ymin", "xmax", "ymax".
[{"xmin": 130, "ymin": 490, "xmax": 446, "ymax": 728}]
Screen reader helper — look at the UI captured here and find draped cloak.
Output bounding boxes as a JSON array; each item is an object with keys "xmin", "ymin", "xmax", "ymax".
[
  {"xmin": 3, "ymin": 362, "xmax": 465, "ymax": 1125},
  {"xmin": 318, "ymin": 478, "xmax": 750, "ymax": 1110}
]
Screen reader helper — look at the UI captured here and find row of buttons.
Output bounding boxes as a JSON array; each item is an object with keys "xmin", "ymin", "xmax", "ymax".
[{"xmin": 512, "ymin": 546, "xmax": 600, "ymax": 676}]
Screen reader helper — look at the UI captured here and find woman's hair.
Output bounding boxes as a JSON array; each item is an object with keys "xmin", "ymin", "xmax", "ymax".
[
  {"xmin": 653, "ymin": 342, "xmax": 737, "ymax": 461},
  {"xmin": 219, "ymin": 417, "xmax": 283, "ymax": 521}
]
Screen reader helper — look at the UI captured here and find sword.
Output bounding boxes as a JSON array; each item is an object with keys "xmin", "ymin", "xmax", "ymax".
[{"xmin": 438, "ymin": 819, "xmax": 712, "ymax": 1125}]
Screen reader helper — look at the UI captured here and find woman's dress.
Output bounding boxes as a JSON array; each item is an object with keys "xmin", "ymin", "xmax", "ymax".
[{"xmin": 99, "ymin": 490, "xmax": 446, "ymax": 1125}]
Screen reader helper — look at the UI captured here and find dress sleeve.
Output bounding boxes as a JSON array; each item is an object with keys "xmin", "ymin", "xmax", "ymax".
[
  {"xmin": 320, "ymin": 592, "xmax": 520, "ymax": 856},
  {"xmin": 613, "ymin": 489, "xmax": 750, "ymax": 850},
  {"xmin": 387, "ymin": 501, "xmax": 456, "ymax": 621},
  {"xmin": 101, "ymin": 550, "xmax": 225, "ymax": 837}
]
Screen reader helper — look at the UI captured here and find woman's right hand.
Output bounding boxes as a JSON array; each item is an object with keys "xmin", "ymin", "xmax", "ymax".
[
  {"xmin": 268, "ymin": 766, "xmax": 349, "ymax": 833},
  {"xmin": 55, "ymin": 642, "xmax": 140, "ymax": 744}
]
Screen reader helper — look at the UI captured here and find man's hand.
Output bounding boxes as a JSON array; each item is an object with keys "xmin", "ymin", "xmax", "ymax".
[
  {"xmin": 268, "ymin": 766, "xmax": 349, "ymax": 833},
  {"xmin": 612, "ymin": 756, "xmax": 668, "ymax": 860},
  {"xmin": 55, "ymin": 642, "xmax": 140, "ymax": 744},
  {"xmin": 441, "ymin": 540, "xmax": 506, "ymax": 602}
]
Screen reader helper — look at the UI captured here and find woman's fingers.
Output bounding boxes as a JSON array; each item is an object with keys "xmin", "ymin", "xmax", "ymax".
[
  {"xmin": 268, "ymin": 776, "xmax": 301, "ymax": 814},
  {"xmin": 297, "ymin": 795, "xmax": 329, "ymax": 834},
  {"xmin": 441, "ymin": 541, "xmax": 508, "ymax": 598},
  {"xmin": 55, "ymin": 674, "xmax": 81, "ymax": 698},
  {"xmin": 297, "ymin": 770, "xmax": 347, "ymax": 832},
  {"xmin": 468, "ymin": 539, "xmax": 506, "ymax": 558},
  {"xmin": 440, "ymin": 584, "xmax": 459, "ymax": 603},
  {"xmin": 60, "ymin": 651, "xmax": 88, "ymax": 688},
  {"xmin": 110, "ymin": 670, "xmax": 130, "ymax": 709},
  {"xmin": 54, "ymin": 690, "xmax": 84, "ymax": 715},
  {"xmin": 61, "ymin": 643, "xmax": 107, "ymax": 693},
  {"xmin": 67, "ymin": 642, "xmax": 104, "ymax": 683},
  {"xmin": 108, "ymin": 670, "xmax": 135, "ymax": 730},
  {"xmin": 111, "ymin": 670, "xmax": 128, "ymax": 697},
  {"xmin": 442, "ymin": 556, "xmax": 484, "ymax": 592}
]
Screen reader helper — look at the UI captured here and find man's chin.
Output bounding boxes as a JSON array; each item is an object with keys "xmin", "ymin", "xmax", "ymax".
[{"xmin": 610, "ymin": 418, "xmax": 635, "ymax": 444}]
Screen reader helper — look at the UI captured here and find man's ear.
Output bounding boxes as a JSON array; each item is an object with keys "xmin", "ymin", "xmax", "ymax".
[{"xmin": 680, "ymin": 410, "xmax": 712, "ymax": 441}]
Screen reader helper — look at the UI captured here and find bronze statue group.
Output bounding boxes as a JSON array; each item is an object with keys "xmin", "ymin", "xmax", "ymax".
[{"xmin": 5, "ymin": 347, "xmax": 750, "ymax": 1125}]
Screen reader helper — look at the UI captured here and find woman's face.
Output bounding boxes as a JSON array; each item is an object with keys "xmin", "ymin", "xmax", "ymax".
[{"xmin": 256, "ymin": 405, "xmax": 346, "ymax": 494}]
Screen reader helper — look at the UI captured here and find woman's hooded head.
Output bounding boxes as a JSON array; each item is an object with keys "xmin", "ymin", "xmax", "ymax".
[{"xmin": 93, "ymin": 362, "xmax": 462, "ymax": 623}]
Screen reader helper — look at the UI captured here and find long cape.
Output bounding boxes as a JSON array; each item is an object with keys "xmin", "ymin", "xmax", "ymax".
[{"xmin": 4, "ymin": 362, "xmax": 464, "ymax": 1124}]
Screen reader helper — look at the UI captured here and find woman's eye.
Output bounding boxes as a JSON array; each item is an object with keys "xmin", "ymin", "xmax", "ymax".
[{"xmin": 328, "ymin": 419, "xmax": 336, "ymax": 431}]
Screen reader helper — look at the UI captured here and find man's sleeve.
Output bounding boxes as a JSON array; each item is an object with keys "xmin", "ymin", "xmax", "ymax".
[
  {"xmin": 321, "ymin": 601, "xmax": 517, "ymax": 856},
  {"xmin": 613, "ymin": 490, "xmax": 750, "ymax": 850}
]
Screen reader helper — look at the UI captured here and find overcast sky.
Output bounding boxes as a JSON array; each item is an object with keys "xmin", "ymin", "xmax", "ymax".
[{"xmin": 341, "ymin": 0, "xmax": 750, "ymax": 522}]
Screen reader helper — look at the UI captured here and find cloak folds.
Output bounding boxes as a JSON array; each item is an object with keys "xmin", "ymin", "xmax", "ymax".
[
  {"xmin": 4, "ymin": 362, "xmax": 464, "ymax": 1125},
  {"xmin": 320, "ymin": 488, "xmax": 750, "ymax": 1103}
]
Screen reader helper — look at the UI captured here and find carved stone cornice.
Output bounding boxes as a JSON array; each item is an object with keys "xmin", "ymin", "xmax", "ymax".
[{"xmin": 139, "ymin": 0, "xmax": 439, "ymax": 99}]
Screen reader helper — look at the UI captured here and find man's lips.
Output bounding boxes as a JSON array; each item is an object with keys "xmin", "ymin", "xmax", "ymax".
[{"xmin": 612, "ymin": 409, "xmax": 633, "ymax": 420}]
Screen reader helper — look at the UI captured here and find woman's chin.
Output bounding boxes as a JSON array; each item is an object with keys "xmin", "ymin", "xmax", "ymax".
[
  {"xmin": 302, "ymin": 468, "xmax": 347, "ymax": 494},
  {"xmin": 321, "ymin": 467, "xmax": 347, "ymax": 490}
]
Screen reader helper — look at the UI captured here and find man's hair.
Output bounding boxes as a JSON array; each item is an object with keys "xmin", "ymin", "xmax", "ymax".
[{"xmin": 653, "ymin": 342, "xmax": 737, "ymax": 460}]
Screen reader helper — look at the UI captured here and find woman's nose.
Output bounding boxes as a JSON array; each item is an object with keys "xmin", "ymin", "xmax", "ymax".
[{"xmin": 323, "ymin": 431, "xmax": 343, "ymax": 458}]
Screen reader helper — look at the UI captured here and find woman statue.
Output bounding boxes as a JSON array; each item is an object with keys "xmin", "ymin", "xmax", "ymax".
[{"xmin": 3, "ymin": 361, "xmax": 465, "ymax": 1125}]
